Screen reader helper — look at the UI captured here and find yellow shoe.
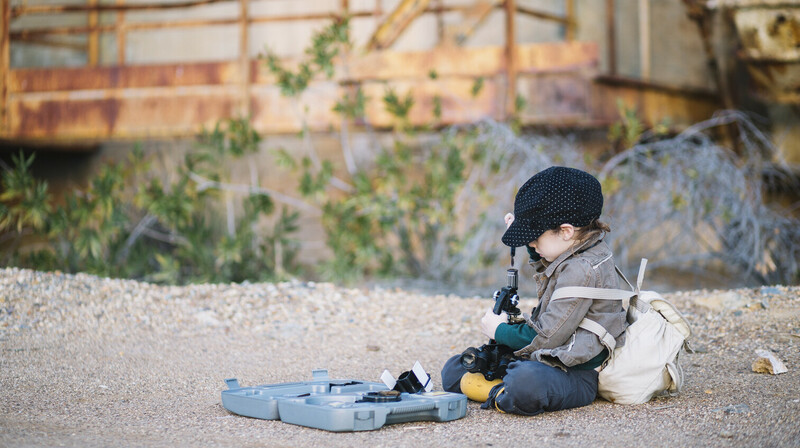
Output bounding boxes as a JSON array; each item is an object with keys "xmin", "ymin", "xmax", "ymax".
[
  {"xmin": 493, "ymin": 387, "xmax": 506, "ymax": 413},
  {"xmin": 459, "ymin": 372, "xmax": 502, "ymax": 402}
]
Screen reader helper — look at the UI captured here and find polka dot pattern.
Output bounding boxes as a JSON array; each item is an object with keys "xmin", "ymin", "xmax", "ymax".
[{"xmin": 502, "ymin": 166, "xmax": 604, "ymax": 248}]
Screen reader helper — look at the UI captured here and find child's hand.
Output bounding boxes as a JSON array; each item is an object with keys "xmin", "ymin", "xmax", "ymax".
[
  {"xmin": 504, "ymin": 213, "xmax": 514, "ymax": 229},
  {"xmin": 480, "ymin": 308, "xmax": 508, "ymax": 339}
]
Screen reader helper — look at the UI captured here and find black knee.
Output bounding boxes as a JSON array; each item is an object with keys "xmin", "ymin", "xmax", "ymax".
[{"xmin": 440, "ymin": 354, "xmax": 468, "ymax": 393}]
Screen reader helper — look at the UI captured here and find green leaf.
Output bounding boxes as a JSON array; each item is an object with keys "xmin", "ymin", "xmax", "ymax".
[
  {"xmin": 471, "ymin": 77, "xmax": 484, "ymax": 97},
  {"xmin": 383, "ymin": 88, "xmax": 414, "ymax": 120},
  {"xmin": 433, "ymin": 95, "xmax": 442, "ymax": 120},
  {"xmin": 272, "ymin": 147, "xmax": 298, "ymax": 170}
]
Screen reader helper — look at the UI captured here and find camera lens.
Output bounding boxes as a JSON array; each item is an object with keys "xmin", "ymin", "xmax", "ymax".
[
  {"xmin": 506, "ymin": 268, "xmax": 518, "ymax": 289},
  {"xmin": 460, "ymin": 347, "xmax": 479, "ymax": 371}
]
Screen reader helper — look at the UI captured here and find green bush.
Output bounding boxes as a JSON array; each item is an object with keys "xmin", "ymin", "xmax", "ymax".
[{"xmin": 0, "ymin": 118, "xmax": 300, "ymax": 285}]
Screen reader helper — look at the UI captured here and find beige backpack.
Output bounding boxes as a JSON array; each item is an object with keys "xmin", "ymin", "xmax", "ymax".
[{"xmin": 551, "ymin": 259, "xmax": 692, "ymax": 404}]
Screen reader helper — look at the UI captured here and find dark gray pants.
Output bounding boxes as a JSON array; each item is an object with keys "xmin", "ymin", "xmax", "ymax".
[{"xmin": 441, "ymin": 354, "xmax": 599, "ymax": 416}]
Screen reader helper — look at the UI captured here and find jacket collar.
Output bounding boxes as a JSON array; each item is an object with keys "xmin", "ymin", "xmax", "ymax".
[{"xmin": 542, "ymin": 231, "xmax": 606, "ymax": 278}]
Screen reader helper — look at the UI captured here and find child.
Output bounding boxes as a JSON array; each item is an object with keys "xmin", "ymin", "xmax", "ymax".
[{"xmin": 441, "ymin": 166, "xmax": 627, "ymax": 415}]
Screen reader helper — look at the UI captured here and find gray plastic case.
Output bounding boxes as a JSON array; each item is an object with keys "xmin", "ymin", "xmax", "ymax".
[{"xmin": 221, "ymin": 369, "xmax": 468, "ymax": 432}]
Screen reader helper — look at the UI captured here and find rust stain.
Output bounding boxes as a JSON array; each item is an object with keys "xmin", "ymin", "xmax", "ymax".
[
  {"xmin": 766, "ymin": 12, "xmax": 800, "ymax": 49},
  {"xmin": 589, "ymin": 78, "xmax": 719, "ymax": 128},
  {"xmin": 1, "ymin": 41, "xmax": 729, "ymax": 142},
  {"xmin": 730, "ymin": 6, "xmax": 800, "ymax": 103},
  {"xmin": 102, "ymin": 98, "xmax": 121, "ymax": 134},
  {"xmin": 9, "ymin": 94, "xmax": 241, "ymax": 139},
  {"xmin": 10, "ymin": 62, "xmax": 233, "ymax": 93},
  {"xmin": 14, "ymin": 99, "xmax": 116, "ymax": 138},
  {"xmin": 739, "ymin": 27, "xmax": 762, "ymax": 51}
]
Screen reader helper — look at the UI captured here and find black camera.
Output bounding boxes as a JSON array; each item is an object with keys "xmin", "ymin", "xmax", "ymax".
[
  {"xmin": 460, "ymin": 342, "xmax": 517, "ymax": 381},
  {"xmin": 459, "ymin": 268, "xmax": 522, "ymax": 381},
  {"xmin": 492, "ymin": 268, "xmax": 521, "ymax": 317}
]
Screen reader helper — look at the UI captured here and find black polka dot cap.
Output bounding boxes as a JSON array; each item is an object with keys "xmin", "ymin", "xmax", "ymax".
[{"xmin": 501, "ymin": 166, "xmax": 604, "ymax": 248}]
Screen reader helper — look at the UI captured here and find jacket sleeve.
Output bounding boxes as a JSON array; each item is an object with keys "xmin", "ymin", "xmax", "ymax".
[
  {"xmin": 528, "ymin": 260, "xmax": 595, "ymax": 350},
  {"xmin": 495, "ymin": 322, "xmax": 537, "ymax": 350}
]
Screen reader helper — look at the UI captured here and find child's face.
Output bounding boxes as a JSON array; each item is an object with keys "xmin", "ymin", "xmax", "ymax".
[{"xmin": 528, "ymin": 228, "xmax": 574, "ymax": 262}]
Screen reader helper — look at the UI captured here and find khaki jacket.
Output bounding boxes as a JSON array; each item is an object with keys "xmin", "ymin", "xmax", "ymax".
[{"xmin": 513, "ymin": 232, "xmax": 627, "ymax": 369}]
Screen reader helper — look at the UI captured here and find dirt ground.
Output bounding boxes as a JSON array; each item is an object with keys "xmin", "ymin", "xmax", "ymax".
[{"xmin": 1, "ymin": 267, "xmax": 799, "ymax": 447}]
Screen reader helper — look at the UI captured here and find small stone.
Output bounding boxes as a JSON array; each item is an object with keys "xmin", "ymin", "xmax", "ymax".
[
  {"xmin": 752, "ymin": 349, "xmax": 788, "ymax": 375},
  {"xmin": 713, "ymin": 404, "xmax": 750, "ymax": 414},
  {"xmin": 720, "ymin": 430, "xmax": 735, "ymax": 438},
  {"xmin": 759, "ymin": 286, "xmax": 781, "ymax": 296}
]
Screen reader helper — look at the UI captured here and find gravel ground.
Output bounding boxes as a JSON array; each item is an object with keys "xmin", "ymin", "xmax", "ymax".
[{"xmin": 1, "ymin": 267, "xmax": 799, "ymax": 447}]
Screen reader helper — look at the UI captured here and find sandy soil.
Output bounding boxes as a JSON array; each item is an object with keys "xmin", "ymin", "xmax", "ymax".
[{"xmin": 1, "ymin": 267, "xmax": 799, "ymax": 447}]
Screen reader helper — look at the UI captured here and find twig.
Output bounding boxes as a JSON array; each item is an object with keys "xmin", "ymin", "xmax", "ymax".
[
  {"xmin": 339, "ymin": 115, "xmax": 358, "ymax": 176},
  {"xmin": 652, "ymin": 404, "xmax": 676, "ymax": 410},
  {"xmin": 141, "ymin": 227, "xmax": 190, "ymax": 246},
  {"xmin": 116, "ymin": 213, "xmax": 157, "ymax": 263}
]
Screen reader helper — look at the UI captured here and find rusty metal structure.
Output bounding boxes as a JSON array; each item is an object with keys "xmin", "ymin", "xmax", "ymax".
[
  {"xmin": 684, "ymin": 0, "xmax": 800, "ymax": 105},
  {"xmin": 0, "ymin": 0, "xmax": 726, "ymax": 147}
]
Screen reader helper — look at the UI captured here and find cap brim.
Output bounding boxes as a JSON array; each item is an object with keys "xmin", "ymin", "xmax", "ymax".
[{"xmin": 501, "ymin": 219, "xmax": 545, "ymax": 248}]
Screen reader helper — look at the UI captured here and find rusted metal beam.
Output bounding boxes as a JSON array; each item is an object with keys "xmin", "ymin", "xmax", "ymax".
[
  {"xmin": 435, "ymin": 0, "xmax": 444, "ymax": 43},
  {"xmin": 606, "ymin": 0, "xmax": 616, "ymax": 76},
  {"xmin": 443, "ymin": 0, "xmax": 500, "ymax": 46},
  {"xmin": 591, "ymin": 75, "xmax": 720, "ymax": 128},
  {"xmin": 10, "ymin": 11, "xmax": 377, "ymax": 38},
  {"xmin": 367, "ymin": 0, "xmax": 432, "ymax": 51},
  {"xmin": 116, "ymin": 0, "xmax": 126, "ymax": 65},
  {"xmin": 10, "ymin": 0, "xmax": 461, "ymax": 20},
  {"xmin": 6, "ymin": 73, "xmax": 722, "ymax": 141},
  {"xmin": 10, "ymin": 3, "xmax": 580, "ymax": 43},
  {"xmin": 682, "ymin": 0, "xmax": 731, "ymax": 107},
  {"xmin": 8, "ymin": 43, "xmax": 598, "ymax": 93},
  {"xmin": 11, "ymin": 0, "xmax": 232, "ymax": 18},
  {"xmin": 9, "ymin": 63, "xmax": 240, "ymax": 93},
  {"xmin": 7, "ymin": 90, "xmax": 240, "ymax": 140},
  {"xmin": 250, "ymin": 10, "xmax": 373, "ymax": 24},
  {"xmin": 3, "ymin": 42, "xmax": 600, "ymax": 140},
  {"xmin": 11, "ymin": 21, "xmax": 234, "ymax": 39},
  {"xmin": 566, "ymin": 0, "xmax": 575, "ymax": 41},
  {"xmin": 594, "ymin": 74, "xmax": 719, "ymax": 99},
  {"xmin": 505, "ymin": 0, "xmax": 517, "ymax": 118},
  {"xmin": 88, "ymin": 0, "xmax": 99, "ymax": 66},
  {"xmin": 8, "ymin": 42, "xmax": 601, "ymax": 92},
  {"xmin": 515, "ymin": 4, "xmax": 570, "ymax": 24},
  {"xmin": 425, "ymin": 4, "xmax": 474, "ymax": 14},
  {"xmin": 339, "ymin": 42, "xmax": 598, "ymax": 82},
  {"xmin": 720, "ymin": 1, "xmax": 800, "ymax": 11},
  {"xmin": 1, "ymin": 0, "xmax": 8, "ymax": 135},
  {"xmin": 639, "ymin": 0, "xmax": 650, "ymax": 80},
  {"xmin": 12, "ymin": 35, "xmax": 86, "ymax": 50}
]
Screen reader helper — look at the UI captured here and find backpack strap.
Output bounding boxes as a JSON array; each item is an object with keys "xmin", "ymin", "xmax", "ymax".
[
  {"xmin": 577, "ymin": 318, "xmax": 617, "ymax": 351},
  {"xmin": 615, "ymin": 265, "xmax": 635, "ymax": 292},
  {"xmin": 551, "ymin": 287, "xmax": 636, "ymax": 302},
  {"xmin": 550, "ymin": 259, "xmax": 650, "ymax": 313},
  {"xmin": 550, "ymin": 259, "xmax": 652, "ymax": 353}
]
